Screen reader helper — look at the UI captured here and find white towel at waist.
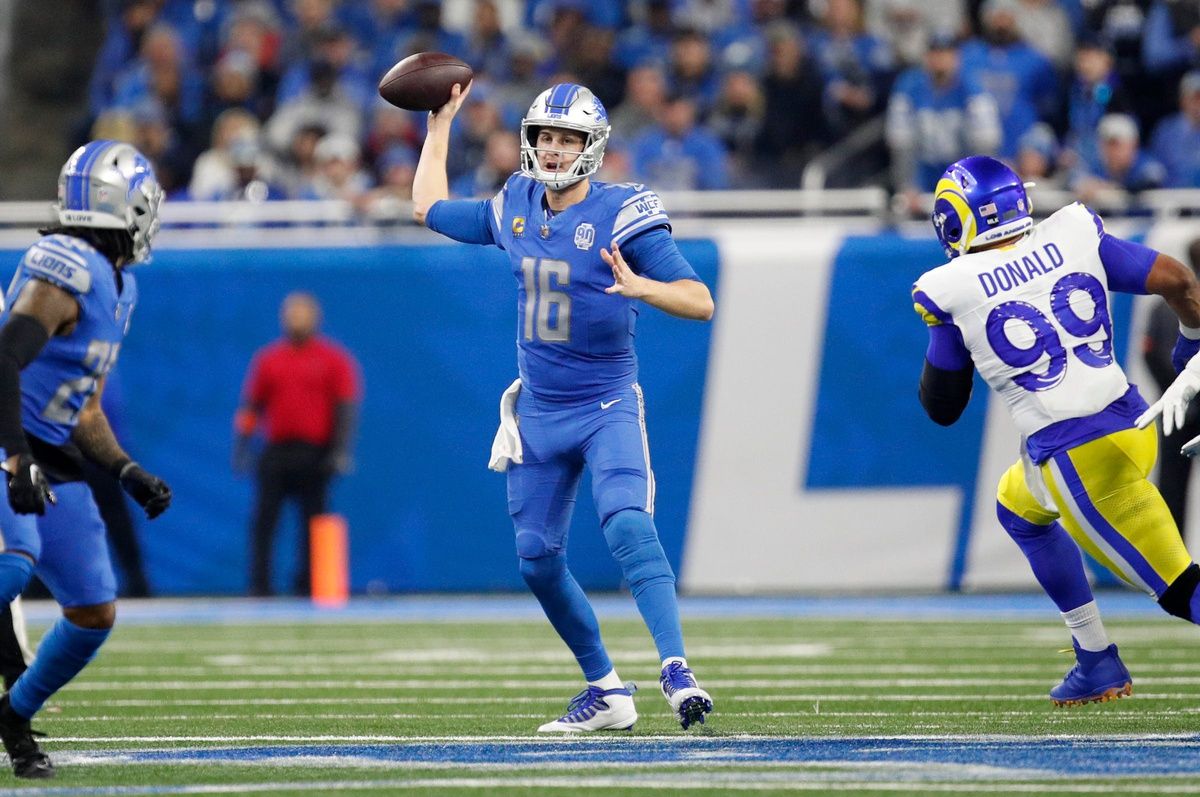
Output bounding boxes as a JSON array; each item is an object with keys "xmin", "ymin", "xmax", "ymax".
[{"xmin": 488, "ymin": 378, "xmax": 523, "ymax": 472}]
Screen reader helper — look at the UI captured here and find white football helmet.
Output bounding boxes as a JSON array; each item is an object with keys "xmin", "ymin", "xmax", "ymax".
[
  {"xmin": 56, "ymin": 140, "xmax": 164, "ymax": 263},
  {"xmin": 520, "ymin": 83, "xmax": 611, "ymax": 191}
]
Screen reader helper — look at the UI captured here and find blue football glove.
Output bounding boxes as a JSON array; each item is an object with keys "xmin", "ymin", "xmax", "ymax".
[{"xmin": 1172, "ymin": 332, "xmax": 1200, "ymax": 375}]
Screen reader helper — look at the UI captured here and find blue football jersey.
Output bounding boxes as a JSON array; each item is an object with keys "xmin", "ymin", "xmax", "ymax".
[
  {"xmin": 4, "ymin": 234, "xmax": 136, "ymax": 444},
  {"xmin": 485, "ymin": 174, "xmax": 680, "ymax": 402}
]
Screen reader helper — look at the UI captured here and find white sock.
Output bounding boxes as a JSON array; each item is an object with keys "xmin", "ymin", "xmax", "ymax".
[
  {"xmin": 1061, "ymin": 600, "xmax": 1110, "ymax": 652},
  {"xmin": 661, "ymin": 656, "xmax": 688, "ymax": 670},
  {"xmin": 588, "ymin": 669, "xmax": 624, "ymax": 691}
]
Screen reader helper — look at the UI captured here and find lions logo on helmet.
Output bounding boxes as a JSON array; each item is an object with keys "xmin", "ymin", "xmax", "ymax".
[
  {"xmin": 57, "ymin": 140, "xmax": 164, "ymax": 264},
  {"xmin": 520, "ymin": 83, "xmax": 611, "ymax": 191},
  {"xmin": 932, "ymin": 155, "xmax": 1033, "ymax": 260}
]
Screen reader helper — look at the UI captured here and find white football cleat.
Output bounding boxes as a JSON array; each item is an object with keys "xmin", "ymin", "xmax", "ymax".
[
  {"xmin": 537, "ymin": 683, "xmax": 637, "ymax": 733},
  {"xmin": 660, "ymin": 661, "xmax": 713, "ymax": 729}
]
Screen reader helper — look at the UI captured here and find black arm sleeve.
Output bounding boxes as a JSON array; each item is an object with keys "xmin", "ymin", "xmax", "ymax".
[
  {"xmin": 0, "ymin": 314, "xmax": 50, "ymax": 457},
  {"xmin": 1144, "ymin": 302, "xmax": 1179, "ymax": 391},
  {"xmin": 919, "ymin": 359, "xmax": 975, "ymax": 427}
]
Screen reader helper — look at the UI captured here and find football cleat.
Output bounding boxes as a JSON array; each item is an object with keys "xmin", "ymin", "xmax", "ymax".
[
  {"xmin": 660, "ymin": 660, "xmax": 713, "ymax": 729},
  {"xmin": 537, "ymin": 683, "xmax": 637, "ymax": 733},
  {"xmin": 0, "ymin": 695, "xmax": 53, "ymax": 779},
  {"xmin": 1050, "ymin": 641, "xmax": 1133, "ymax": 707}
]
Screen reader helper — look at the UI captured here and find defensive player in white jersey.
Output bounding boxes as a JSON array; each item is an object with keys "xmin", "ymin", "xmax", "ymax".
[{"xmin": 913, "ymin": 156, "xmax": 1200, "ymax": 705}]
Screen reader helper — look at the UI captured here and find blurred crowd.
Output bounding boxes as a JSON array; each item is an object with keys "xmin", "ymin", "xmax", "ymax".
[{"xmin": 81, "ymin": 0, "xmax": 1200, "ymax": 213}]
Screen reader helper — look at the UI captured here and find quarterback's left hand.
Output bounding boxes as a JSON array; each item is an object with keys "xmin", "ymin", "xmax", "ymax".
[
  {"xmin": 602, "ymin": 243, "xmax": 650, "ymax": 300},
  {"xmin": 119, "ymin": 462, "xmax": 172, "ymax": 519}
]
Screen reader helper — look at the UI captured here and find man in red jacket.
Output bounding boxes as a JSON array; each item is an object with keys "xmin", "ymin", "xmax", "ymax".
[{"xmin": 234, "ymin": 292, "xmax": 361, "ymax": 596}]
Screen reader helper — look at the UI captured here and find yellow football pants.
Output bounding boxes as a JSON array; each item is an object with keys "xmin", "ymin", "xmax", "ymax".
[{"xmin": 996, "ymin": 424, "xmax": 1193, "ymax": 597}]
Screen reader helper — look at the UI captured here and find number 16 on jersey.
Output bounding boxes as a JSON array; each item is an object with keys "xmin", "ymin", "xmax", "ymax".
[{"xmin": 521, "ymin": 257, "xmax": 571, "ymax": 343}]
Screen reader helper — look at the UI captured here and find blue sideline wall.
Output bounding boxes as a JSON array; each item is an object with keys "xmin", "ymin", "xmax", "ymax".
[
  {"xmin": 0, "ymin": 241, "xmax": 718, "ymax": 595},
  {"xmin": 2, "ymin": 217, "xmax": 1176, "ymax": 595}
]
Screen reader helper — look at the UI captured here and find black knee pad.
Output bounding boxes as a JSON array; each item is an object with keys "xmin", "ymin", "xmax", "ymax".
[{"xmin": 1158, "ymin": 563, "xmax": 1200, "ymax": 622}]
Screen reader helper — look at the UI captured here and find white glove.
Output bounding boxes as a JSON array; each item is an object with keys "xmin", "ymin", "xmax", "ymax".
[{"xmin": 1137, "ymin": 356, "xmax": 1200, "ymax": 436}]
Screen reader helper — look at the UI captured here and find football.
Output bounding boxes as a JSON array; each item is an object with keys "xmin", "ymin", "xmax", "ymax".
[{"xmin": 377, "ymin": 52, "xmax": 474, "ymax": 111}]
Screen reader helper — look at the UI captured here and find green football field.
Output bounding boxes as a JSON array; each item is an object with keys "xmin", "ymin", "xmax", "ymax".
[{"xmin": 1, "ymin": 595, "xmax": 1198, "ymax": 796}]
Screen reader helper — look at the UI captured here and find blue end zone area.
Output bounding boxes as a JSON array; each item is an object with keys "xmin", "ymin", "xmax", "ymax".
[{"xmin": 87, "ymin": 736, "xmax": 1200, "ymax": 776}]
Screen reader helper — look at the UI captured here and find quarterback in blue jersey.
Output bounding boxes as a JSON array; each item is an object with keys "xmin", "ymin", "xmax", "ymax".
[
  {"xmin": 413, "ymin": 81, "xmax": 715, "ymax": 732},
  {"xmin": 0, "ymin": 141, "xmax": 171, "ymax": 777},
  {"xmin": 914, "ymin": 155, "xmax": 1200, "ymax": 707}
]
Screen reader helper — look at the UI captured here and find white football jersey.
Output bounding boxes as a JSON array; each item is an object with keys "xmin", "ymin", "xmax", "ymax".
[{"xmin": 914, "ymin": 202, "xmax": 1130, "ymax": 437}]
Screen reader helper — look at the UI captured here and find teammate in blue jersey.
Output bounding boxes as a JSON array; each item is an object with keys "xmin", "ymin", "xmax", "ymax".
[
  {"xmin": 913, "ymin": 155, "xmax": 1200, "ymax": 707},
  {"xmin": 413, "ymin": 81, "xmax": 715, "ymax": 732},
  {"xmin": 0, "ymin": 141, "xmax": 172, "ymax": 777}
]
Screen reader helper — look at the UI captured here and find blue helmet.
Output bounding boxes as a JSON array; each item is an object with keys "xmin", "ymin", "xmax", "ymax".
[
  {"xmin": 931, "ymin": 156, "xmax": 1033, "ymax": 259},
  {"xmin": 57, "ymin": 140, "xmax": 163, "ymax": 263}
]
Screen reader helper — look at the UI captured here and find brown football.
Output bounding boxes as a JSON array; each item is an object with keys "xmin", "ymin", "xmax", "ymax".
[{"xmin": 377, "ymin": 52, "xmax": 473, "ymax": 111}]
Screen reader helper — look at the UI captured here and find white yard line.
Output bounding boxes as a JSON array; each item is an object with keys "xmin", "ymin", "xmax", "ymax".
[
  {"xmin": 88, "ymin": 662, "xmax": 1200, "ymax": 676},
  {"xmin": 729, "ymin": 692, "xmax": 1200, "ymax": 701}
]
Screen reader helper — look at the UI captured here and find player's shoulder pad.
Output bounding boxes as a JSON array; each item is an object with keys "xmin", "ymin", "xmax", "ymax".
[
  {"xmin": 493, "ymin": 172, "xmax": 535, "ymax": 225},
  {"xmin": 21, "ymin": 234, "xmax": 96, "ymax": 295},
  {"xmin": 911, "ymin": 270, "xmax": 955, "ymax": 327},
  {"xmin": 611, "ymin": 183, "xmax": 670, "ymax": 246},
  {"xmin": 1046, "ymin": 202, "xmax": 1105, "ymax": 243}
]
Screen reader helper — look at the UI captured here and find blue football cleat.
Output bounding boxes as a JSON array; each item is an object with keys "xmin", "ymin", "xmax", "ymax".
[
  {"xmin": 660, "ymin": 661, "xmax": 713, "ymax": 729},
  {"xmin": 1050, "ymin": 641, "xmax": 1133, "ymax": 707},
  {"xmin": 537, "ymin": 683, "xmax": 637, "ymax": 733}
]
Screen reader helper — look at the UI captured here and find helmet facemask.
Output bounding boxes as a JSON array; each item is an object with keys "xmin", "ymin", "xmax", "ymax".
[
  {"xmin": 520, "ymin": 121, "xmax": 608, "ymax": 190},
  {"xmin": 126, "ymin": 170, "xmax": 164, "ymax": 264},
  {"xmin": 519, "ymin": 83, "xmax": 610, "ymax": 191}
]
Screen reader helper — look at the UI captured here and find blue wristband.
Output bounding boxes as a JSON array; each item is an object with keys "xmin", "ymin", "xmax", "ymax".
[{"xmin": 1171, "ymin": 331, "xmax": 1200, "ymax": 374}]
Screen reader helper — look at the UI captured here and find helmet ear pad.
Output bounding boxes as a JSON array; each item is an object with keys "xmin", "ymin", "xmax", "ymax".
[{"xmin": 932, "ymin": 197, "xmax": 962, "ymax": 247}]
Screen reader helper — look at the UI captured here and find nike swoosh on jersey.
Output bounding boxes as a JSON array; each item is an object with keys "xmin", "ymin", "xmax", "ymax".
[{"xmin": 600, "ymin": 399, "xmax": 622, "ymax": 409}]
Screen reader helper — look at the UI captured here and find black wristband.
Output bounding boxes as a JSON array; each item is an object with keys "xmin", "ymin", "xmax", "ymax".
[{"xmin": 110, "ymin": 457, "xmax": 134, "ymax": 480}]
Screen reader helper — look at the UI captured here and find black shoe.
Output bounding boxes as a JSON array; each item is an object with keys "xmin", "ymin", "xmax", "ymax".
[{"xmin": 0, "ymin": 695, "xmax": 54, "ymax": 778}]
